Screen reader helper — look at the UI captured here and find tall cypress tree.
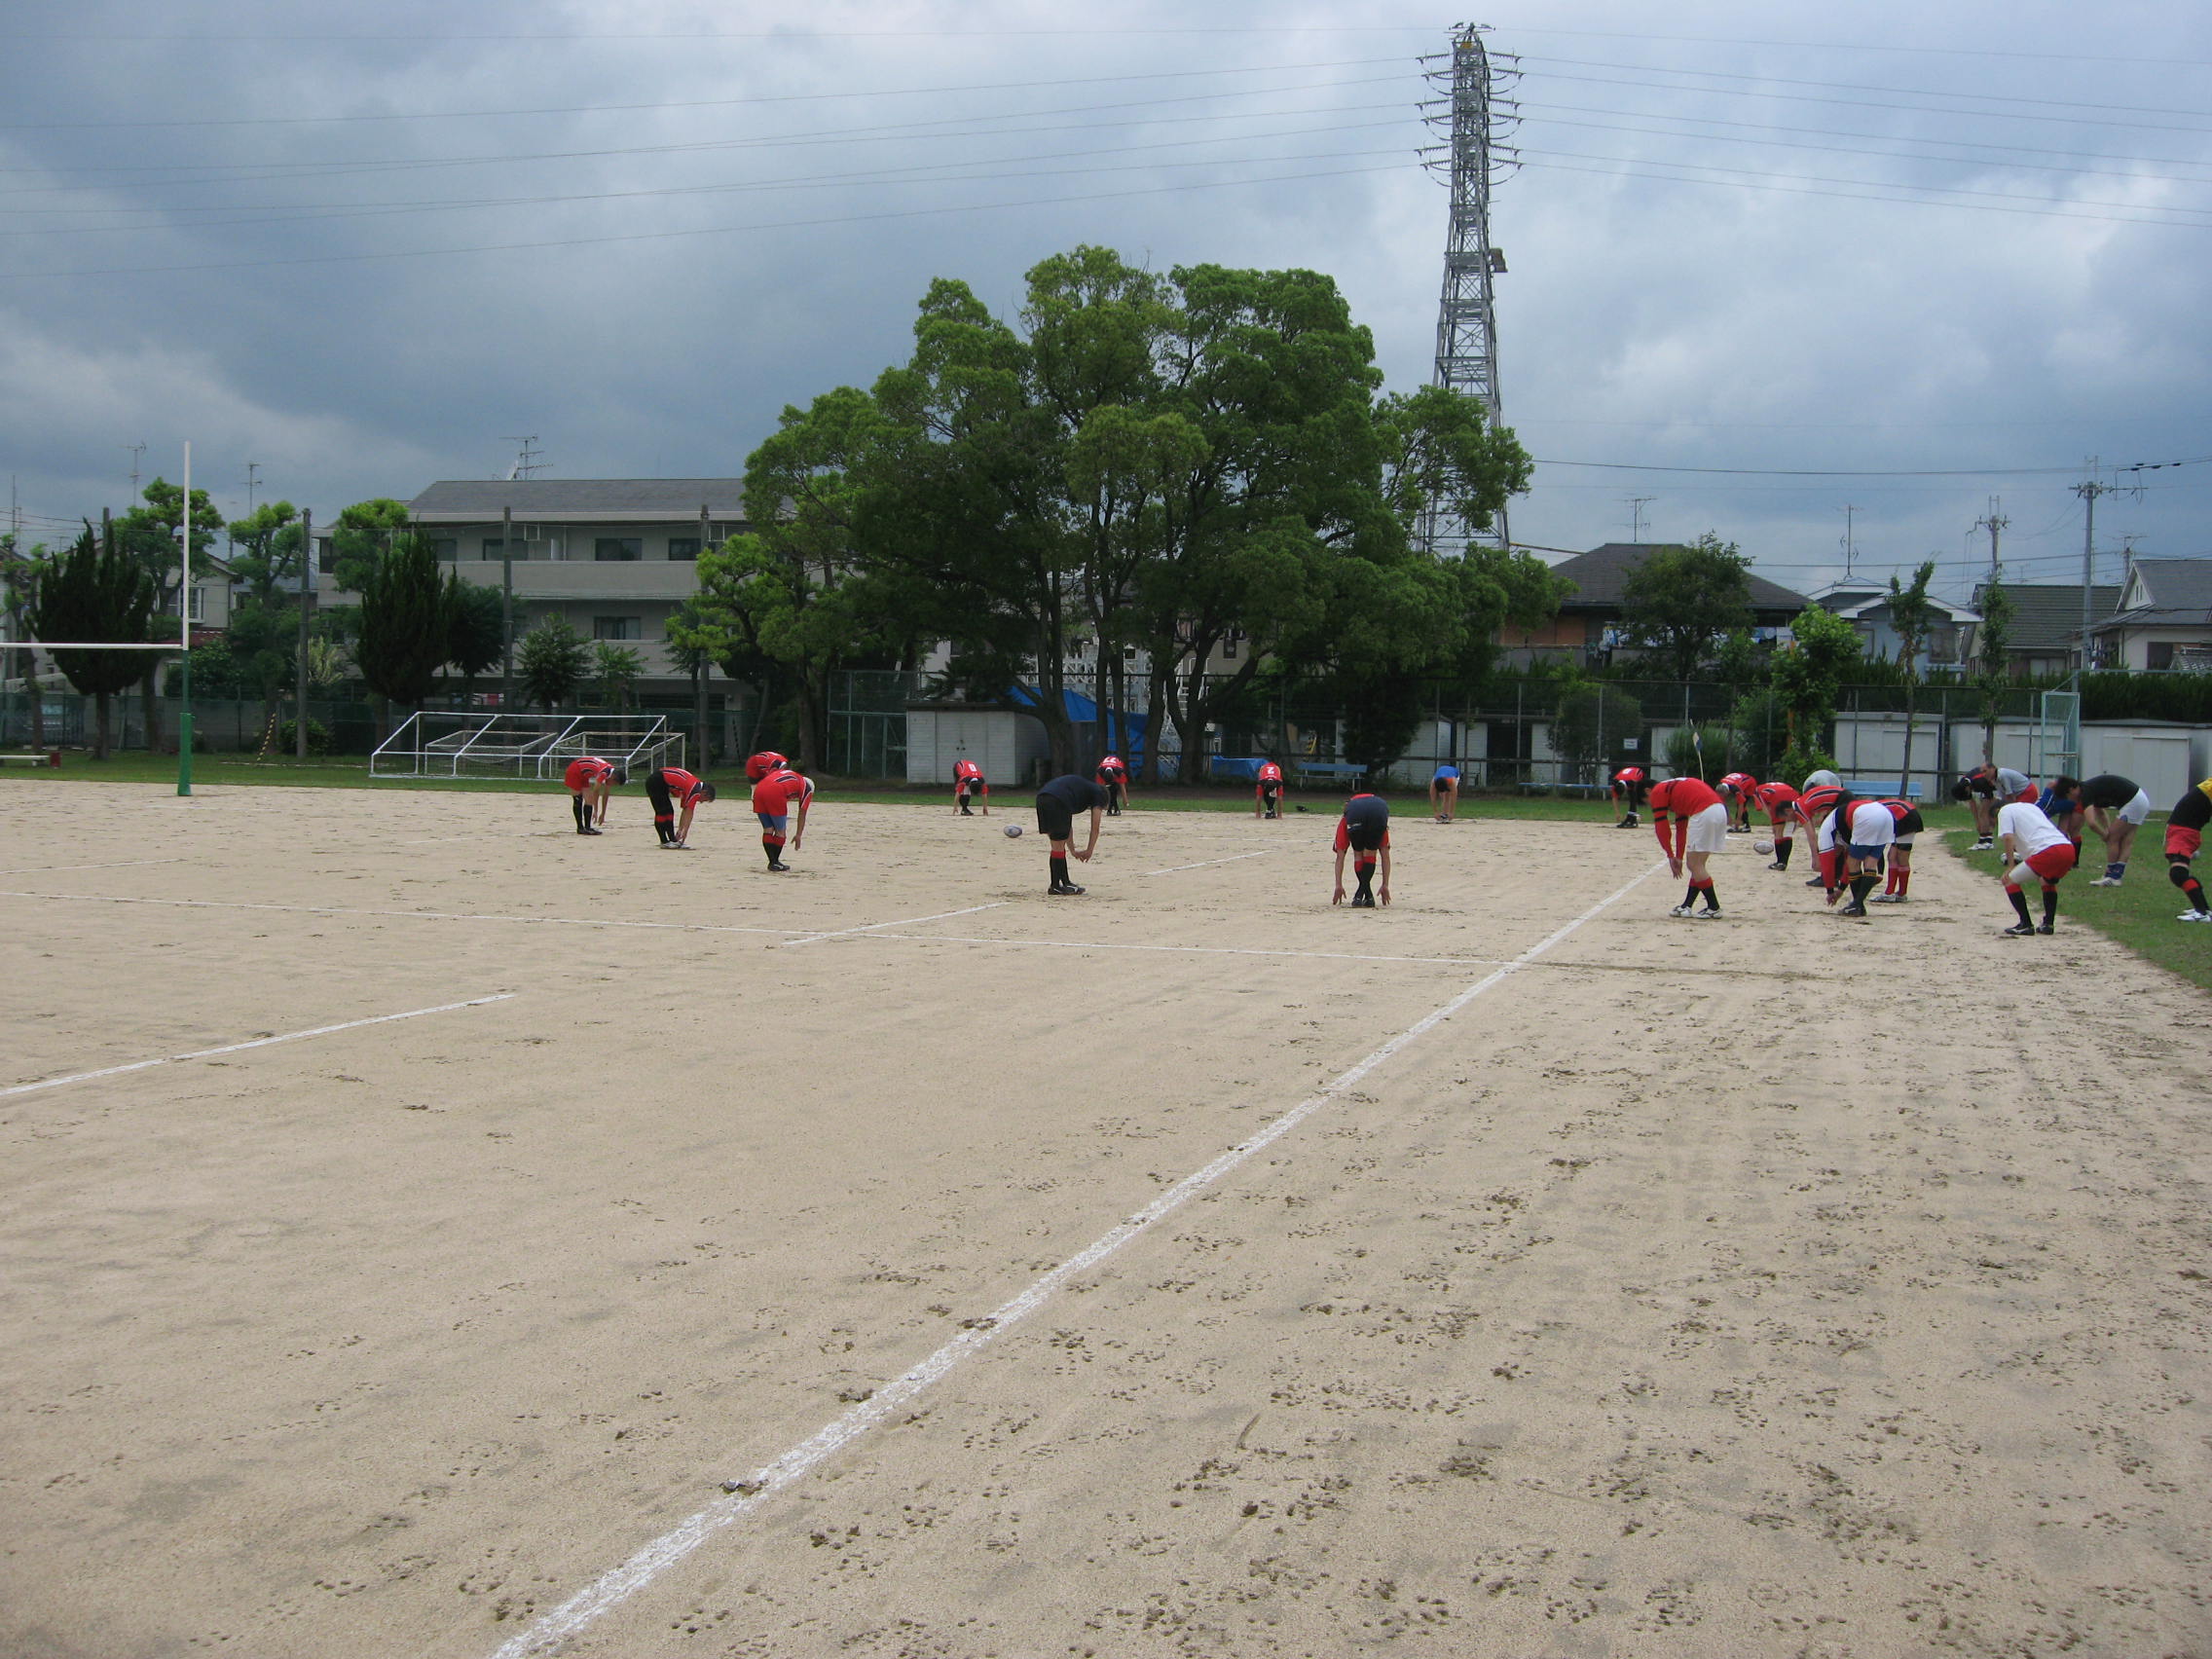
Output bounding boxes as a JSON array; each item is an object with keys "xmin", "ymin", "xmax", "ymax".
[
  {"xmin": 354, "ymin": 531, "xmax": 450, "ymax": 719},
  {"xmin": 32, "ymin": 524, "xmax": 156, "ymax": 759}
]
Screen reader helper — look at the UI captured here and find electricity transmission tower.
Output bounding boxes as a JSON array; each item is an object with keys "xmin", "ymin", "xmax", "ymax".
[{"xmin": 1419, "ymin": 23, "xmax": 1520, "ymax": 555}]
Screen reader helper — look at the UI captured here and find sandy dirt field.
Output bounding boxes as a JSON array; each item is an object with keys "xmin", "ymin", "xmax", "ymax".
[{"xmin": 2, "ymin": 779, "xmax": 2208, "ymax": 1659}]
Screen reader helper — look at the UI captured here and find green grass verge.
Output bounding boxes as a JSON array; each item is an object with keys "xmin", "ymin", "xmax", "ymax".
[{"xmin": 1947, "ymin": 830, "xmax": 2212, "ymax": 995}]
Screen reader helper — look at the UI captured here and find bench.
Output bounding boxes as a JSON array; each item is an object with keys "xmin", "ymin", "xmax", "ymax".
[
  {"xmin": 1842, "ymin": 778, "xmax": 1922, "ymax": 800},
  {"xmin": 1292, "ymin": 760, "xmax": 1368, "ymax": 788},
  {"xmin": 0, "ymin": 752, "xmax": 61, "ymax": 767}
]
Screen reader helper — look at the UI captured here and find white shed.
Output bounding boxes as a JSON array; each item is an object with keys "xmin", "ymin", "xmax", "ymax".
[{"xmin": 904, "ymin": 706, "xmax": 1051, "ymax": 789}]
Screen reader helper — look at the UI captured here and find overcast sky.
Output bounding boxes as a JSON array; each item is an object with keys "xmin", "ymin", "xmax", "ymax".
[{"xmin": 5, "ymin": 0, "xmax": 2209, "ymax": 605}]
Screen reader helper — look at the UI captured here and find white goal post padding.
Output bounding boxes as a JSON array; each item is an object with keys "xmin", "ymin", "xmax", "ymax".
[{"xmin": 370, "ymin": 712, "xmax": 684, "ymax": 780}]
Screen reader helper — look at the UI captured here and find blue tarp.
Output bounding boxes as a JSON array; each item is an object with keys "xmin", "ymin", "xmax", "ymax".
[{"xmin": 1008, "ymin": 684, "xmax": 1147, "ymax": 759}]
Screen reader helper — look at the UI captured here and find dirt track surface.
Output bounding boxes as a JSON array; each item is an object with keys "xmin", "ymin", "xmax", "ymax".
[{"xmin": 3, "ymin": 782, "xmax": 2208, "ymax": 1658}]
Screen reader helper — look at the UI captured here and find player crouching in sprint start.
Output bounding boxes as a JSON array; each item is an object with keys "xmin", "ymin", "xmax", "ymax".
[
  {"xmin": 752, "ymin": 763, "xmax": 814, "ymax": 871},
  {"xmin": 1649, "ymin": 776, "xmax": 1727, "ymax": 917},
  {"xmin": 1034, "ymin": 773, "xmax": 1108, "ymax": 895},
  {"xmin": 953, "ymin": 757, "xmax": 989, "ymax": 816},
  {"xmin": 1997, "ymin": 793, "xmax": 2076, "ymax": 936},
  {"xmin": 1255, "ymin": 759, "xmax": 1284, "ymax": 819},
  {"xmin": 1333, "ymin": 793, "xmax": 1391, "ymax": 907},
  {"xmin": 564, "ymin": 755, "xmax": 625, "ymax": 834},
  {"xmin": 645, "ymin": 765, "xmax": 715, "ymax": 847}
]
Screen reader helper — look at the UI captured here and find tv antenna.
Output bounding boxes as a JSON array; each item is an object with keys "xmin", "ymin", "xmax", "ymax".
[
  {"xmin": 502, "ymin": 435, "xmax": 546, "ymax": 480},
  {"xmin": 1626, "ymin": 497, "xmax": 1654, "ymax": 542},
  {"xmin": 126, "ymin": 441, "xmax": 147, "ymax": 499}
]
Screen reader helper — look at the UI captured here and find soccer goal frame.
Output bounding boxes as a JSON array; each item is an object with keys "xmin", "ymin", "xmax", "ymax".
[
  {"xmin": 2029, "ymin": 689, "xmax": 2081, "ymax": 785},
  {"xmin": 370, "ymin": 711, "xmax": 684, "ymax": 781}
]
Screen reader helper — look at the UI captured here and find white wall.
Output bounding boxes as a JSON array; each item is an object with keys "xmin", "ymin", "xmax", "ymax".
[{"xmin": 904, "ymin": 708, "xmax": 1050, "ymax": 788}]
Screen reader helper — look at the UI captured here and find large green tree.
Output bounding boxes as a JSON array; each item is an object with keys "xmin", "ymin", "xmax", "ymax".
[
  {"xmin": 444, "ymin": 575, "xmax": 506, "ymax": 700},
  {"xmin": 1621, "ymin": 534, "xmax": 1755, "ymax": 683},
  {"xmin": 354, "ymin": 532, "xmax": 448, "ymax": 719},
  {"xmin": 328, "ymin": 498, "xmax": 412, "ymax": 595},
  {"xmin": 855, "ymin": 246, "xmax": 1543, "ymax": 776},
  {"xmin": 31, "ymin": 525, "xmax": 157, "ymax": 758}
]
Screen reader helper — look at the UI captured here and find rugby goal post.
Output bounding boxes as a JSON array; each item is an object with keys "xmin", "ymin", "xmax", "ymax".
[{"xmin": 371, "ymin": 711, "xmax": 683, "ymax": 780}]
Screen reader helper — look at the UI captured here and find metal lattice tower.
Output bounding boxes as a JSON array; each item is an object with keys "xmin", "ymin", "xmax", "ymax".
[{"xmin": 1420, "ymin": 25, "xmax": 1520, "ymax": 554}]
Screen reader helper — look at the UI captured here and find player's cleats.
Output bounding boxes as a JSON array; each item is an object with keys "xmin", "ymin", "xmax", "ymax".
[
  {"xmin": 2088, "ymin": 876, "xmax": 2120, "ymax": 887},
  {"xmin": 1869, "ymin": 893, "xmax": 1902, "ymax": 903},
  {"xmin": 1667, "ymin": 903, "xmax": 1695, "ymax": 917},
  {"xmin": 1972, "ymin": 838, "xmax": 1994, "ymax": 850},
  {"xmin": 1691, "ymin": 907, "xmax": 1722, "ymax": 918},
  {"xmin": 1049, "ymin": 879, "xmax": 1087, "ymax": 896},
  {"xmin": 1350, "ymin": 892, "xmax": 1376, "ymax": 907},
  {"xmin": 1839, "ymin": 903, "xmax": 1868, "ymax": 919},
  {"xmin": 2002, "ymin": 920, "xmax": 2038, "ymax": 937},
  {"xmin": 2178, "ymin": 909, "xmax": 2212, "ymax": 922},
  {"xmin": 1766, "ymin": 861, "xmax": 1788, "ymax": 870},
  {"xmin": 768, "ymin": 860, "xmax": 790, "ymax": 871},
  {"xmin": 2037, "ymin": 920, "xmax": 2055, "ymax": 935}
]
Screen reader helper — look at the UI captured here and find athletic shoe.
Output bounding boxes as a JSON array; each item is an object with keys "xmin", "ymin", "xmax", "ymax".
[
  {"xmin": 1868, "ymin": 893, "xmax": 1903, "ymax": 904},
  {"xmin": 1351, "ymin": 892, "xmax": 1376, "ymax": 907},
  {"xmin": 1839, "ymin": 903, "xmax": 1868, "ymax": 919},
  {"xmin": 1766, "ymin": 860, "xmax": 1788, "ymax": 871},
  {"xmin": 1692, "ymin": 907, "xmax": 1723, "ymax": 919},
  {"xmin": 1049, "ymin": 880, "xmax": 1087, "ymax": 896},
  {"xmin": 2038, "ymin": 921, "xmax": 2055, "ymax": 935},
  {"xmin": 1805, "ymin": 876, "xmax": 1826, "ymax": 888},
  {"xmin": 2178, "ymin": 910, "xmax": 2212, "ymax": 923},
  {"xmin": 1668, "ymin": 903, "xmax": 1695, "ymax": 918},
  {"xmin": 767, "ymin": 860, "xmax": 790, "ymax": 871},
  {"xmin": 1972, "ymin": 838, "xmax": 1994, "ymax": 851},
  {"xmin": 2002, "ymin": 921, "xmax": 2037, "ymax": 937},
  {"xmin": 2088, "ymin": 876, "xmax": 2120, "ymax": 887}
]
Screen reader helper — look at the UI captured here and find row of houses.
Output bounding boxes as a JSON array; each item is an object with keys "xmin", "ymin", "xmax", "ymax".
[{"xmin": 1507, "ymin": 541, "xmax": 2212, "ymax": 678}]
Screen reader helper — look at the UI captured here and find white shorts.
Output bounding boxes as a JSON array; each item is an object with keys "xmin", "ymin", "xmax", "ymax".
[
  {"xmin": 2120, "ymin": 789, "xmax": 2152, "ymax": 827},
  {"xmin": 1846, "ymin": 801, "xmax": 1897, "ymax": 853},
  {"xmin": 1683, "ymin": 802, "xmax": 1729, "ymax": 855}
]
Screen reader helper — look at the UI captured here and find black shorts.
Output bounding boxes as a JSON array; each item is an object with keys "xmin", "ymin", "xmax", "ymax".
[
  {"xmin": 1035, "ymin": 793, "xmax": 1075, "ymax": 842},
  {"xmin": 1261, "ymin": 783, "xmax": 1280, "ymax": 799},
  {"xmin": 1895, "ymin": 808, "xmax": 1925, "ymax": 837}
]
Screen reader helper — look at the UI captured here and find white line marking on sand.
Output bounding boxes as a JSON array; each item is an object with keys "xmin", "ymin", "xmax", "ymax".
[
  {"xmin": 0, "ymin": 858, "xmax": 185, "ymax": 876},
  {"xmin": 780, "ymin": 901, "xmax": 1008, "ymax": 948},
  {"xmin": 1142, "ymin": 849, "xmax": 1276, "ymax": 876},
  {"xmin": 1, "ymin": 994, "xmax": 518, "ymax": 1100},
  {"xmin": 485, "ymin": 860, "xmax": 1666, "ymax": 1659},
  {"xmin": 0, "ymin": 889, "xmax": 813, "ymax": 939}
]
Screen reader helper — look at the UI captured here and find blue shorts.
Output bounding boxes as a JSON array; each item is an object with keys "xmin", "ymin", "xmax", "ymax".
[
  {"xmin": 756, "ymin": 812, "xmax": 788, "ymax": 834},
  {"xmin": 1433, "ymin": 766, "xmax": 1458, "ymax": 784},
  {"xmin": 1847, "ymin": 842, "xmax": 1887, "ymax": 862}
]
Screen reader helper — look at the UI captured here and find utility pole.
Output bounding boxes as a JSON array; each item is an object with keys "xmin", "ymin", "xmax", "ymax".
[
  {"xmin": 1839, "ymin": 504, "xmax": 1858, "ymax": 580},
  {"xmin": 1972, "ymin": 498, "xmax": 2009, "ymax": 585},
  {"xmin": 296, "ymin": 507, "xmax": 313, "ymax": 760},
  {"xmin": 243, "ymin": 461, "xmax": 260, "ymax": 515},
  {"xmin": 1626, "ymin": 497, "xmax": 1654, "ymax": 543},
  {"xmin": 500, "ymin": 502, "xmax": 515, "ymax": 706},
  {"xmin": 126, "ymin": 442, "xmax": 146, "ymax": 501}
]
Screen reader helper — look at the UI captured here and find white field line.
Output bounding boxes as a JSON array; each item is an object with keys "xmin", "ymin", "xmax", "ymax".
[
  {"xmin": 779, "ymin": 902, "xmax": 1008, "ymax": 948},
  {"xmin": 396, "ymin": 829, "xmax": 571, "ymax": 845},
  {"xmin": 0, "ymin": 858, "xmax": 185, "ymax": 876},
  {"xmin": 861, "ymin": 930, "xmax": 1510, "ymax": 970},
  {"xmin": 485, "ymin": 859, "xmax": 1666, "ymax": 1659},
  {"xmin": 1142, "ymin": 849, "xmax": 1276, "ymax": 876},
  {"xmin": 1, "ymin": 994, "xmax": 517, "ymax": 1100},
  {"xmin": 0, "ymin": 889, "xmax": 813, "ymax": 939}
]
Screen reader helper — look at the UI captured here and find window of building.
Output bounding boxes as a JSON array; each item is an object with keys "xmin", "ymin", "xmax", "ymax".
[
  {"xmin": 667, "ymin": 537, "xmax": 701, "ymax": 562},
  {"xmin": 181, "ymin": 586, "xmax": 207, "ymax": 621},
  {"xmin": 2148, "ymin": 642, "xmax": 2175, "ymax": 671},
  {"xmin": 595, "ymin": 537, "xmax": 643, "ymax": 563},
  {"xmin": 1223, "ymin": 628, "xmax": 1244, "ymax": 660},
  {"xmin": 481, "ymin": 536, "xmax": 507, "ymax": 561},
  {"xmin": 432, "ymin": 538, "xmax": 458, "ymax": 561},
  {"xmin": 593, "ymin": 616, "xmax": 642, "ymax": 641}
]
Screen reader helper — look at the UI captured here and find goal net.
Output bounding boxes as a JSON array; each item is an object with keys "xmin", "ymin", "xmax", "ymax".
[{"xmin": 370, "ymin": 712, "xmax": 684, "ymax": 780}]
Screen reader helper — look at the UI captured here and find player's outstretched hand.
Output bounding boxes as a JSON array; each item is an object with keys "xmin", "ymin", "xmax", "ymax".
[
  {"xmin": 1668, "ymin": 857, "xmax": 1683, "ymax": 878},
  {"xmin": 1073, "ymin": 847, "xmax": 1093, "ymax": 862},
  {"xmin": 1379, "ymin": 885, "xmax": 1391, "ymax": 906},
  {"xmin": 1331, "ymin": 885, "xmax": 1346, "ymax": 906}
]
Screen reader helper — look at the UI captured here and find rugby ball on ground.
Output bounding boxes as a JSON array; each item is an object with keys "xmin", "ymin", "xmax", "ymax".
[
  {"xmin": 1753, "ymin": 839, "xmax": 1773, "ymax": 855},
  {"xmin": 1004, "ymin": 825, "xmax": 1023, "ymax": 837}
]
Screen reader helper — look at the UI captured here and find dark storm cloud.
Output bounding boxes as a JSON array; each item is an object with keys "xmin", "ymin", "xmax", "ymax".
[{"xmin": 4, "ymin": 0, "xmax": 2209, "ymax": 603}]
